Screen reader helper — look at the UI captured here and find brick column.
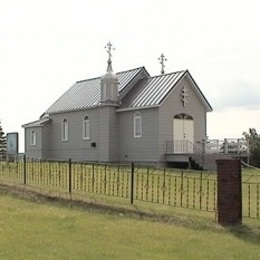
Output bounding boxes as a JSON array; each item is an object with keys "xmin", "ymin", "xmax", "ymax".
[{"xmin": 216, "ymin": 159, "xmax": 242, "ymax": 226}]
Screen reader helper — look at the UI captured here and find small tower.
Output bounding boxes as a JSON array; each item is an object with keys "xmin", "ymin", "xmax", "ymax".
[{"xmin": 100, "ymin": 42, "xmax": 118, "ymax": 103}]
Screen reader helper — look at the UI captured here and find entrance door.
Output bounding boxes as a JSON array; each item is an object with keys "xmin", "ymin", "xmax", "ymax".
[{"xmin": 173, "ymin": 114, "xmax": 194, "ymax": 153}]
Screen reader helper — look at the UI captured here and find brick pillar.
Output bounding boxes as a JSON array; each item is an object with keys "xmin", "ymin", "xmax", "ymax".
[{"xmin": 216, "ymin": 159, "xmax": 242, "ymax": 226}]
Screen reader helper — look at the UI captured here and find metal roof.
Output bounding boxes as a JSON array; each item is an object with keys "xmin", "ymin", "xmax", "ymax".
[
  {"xmin": 118, "ymin": 70, "xmax": 212, "ymax": 111},
  {"xmin": 44, "ymin": 67, "xmax": 211, "ymax": 115},
  {"xmin": 118, "ymin": 70, "xmax": 186, "ymax": 109},
  {"xmin": 22, "ymin": 117, "xmax": 51, "ymax": 128},
  {"xmin": 45, "ymin": 67, "xmax": 146, "ymax": 114}
]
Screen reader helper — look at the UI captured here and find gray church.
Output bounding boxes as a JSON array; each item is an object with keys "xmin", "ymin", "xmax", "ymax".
[{"xmin": 23, "ymin": 43, "xmax": 212, "ymax": 166}]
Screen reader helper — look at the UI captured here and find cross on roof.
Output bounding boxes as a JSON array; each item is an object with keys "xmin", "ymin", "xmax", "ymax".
[
  {"xmin": 105, "ymin": 41, "xmax": 115, "ymax": 64},
  {"xmin": 158, "ymin": 53, "xmax": 167, "ymax": 74}
]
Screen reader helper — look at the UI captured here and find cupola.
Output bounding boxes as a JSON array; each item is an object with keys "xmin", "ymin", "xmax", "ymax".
[{"xmin": 100, "ymin": 42, "xmax": 118, "ymax": 103}]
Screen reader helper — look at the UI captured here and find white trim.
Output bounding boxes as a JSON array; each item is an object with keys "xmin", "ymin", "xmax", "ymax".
[
  {"xmin": 116, "ymin": 105, "xmax": 159, "ymax": 113},
  {"xmin": 82, "ymin": 115, "xmax": 90, "ymax": 140},
  {"xmin": 134, "ymin": 112, "xmax": 142, "ymax": 138},
  {"xmin": 185, "ymin": 72, "xmax": 212, "ymax": 112},
  {"xmin": 22, "ymin": 117, "xmax": 51, "ymax": 128},
  {"xmin": 30, "ymin": 129, "xmax": 36, "ymax": 145},
  {"xmin": 61, "ymin": 118, "xmax": 68, "ymax": 141}
]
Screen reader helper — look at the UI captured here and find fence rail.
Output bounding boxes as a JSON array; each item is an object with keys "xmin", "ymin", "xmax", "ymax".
[
  {"xmin": 242, "ymin": 174, "xmax": 260, "ymax": 218},
  {"xmin": 166, "ymin": 138, "xmax": 249, "ymax": 155},
  {"xmin": 0, "ymin": 158, "xmax": 259, "ymax": 219}
]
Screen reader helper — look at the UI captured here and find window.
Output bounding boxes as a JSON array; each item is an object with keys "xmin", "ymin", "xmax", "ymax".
[
  {"xmin": 61, "ymin": 118, "xmax": 68, "ymax": 141},
  {"xmin": 83, "ymin": 116, "xmax": 90, "ymax": 140},
  {"xmin": 30, "ymin": 130, "xmax": 36, "ymax": 145},
  {"xmin": 134, "ymin": 112, "xmax": 142, "ymax": 138}
]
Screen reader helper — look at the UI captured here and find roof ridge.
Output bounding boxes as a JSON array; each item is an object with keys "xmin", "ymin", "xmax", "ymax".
[
  {"xmin": 76, "ymin": 67, "xmax": 146, "ymax": 83},
  {"xmin": 76, "ymin": 76, "xmax": 100, "ymax": 83},
  {"xmin": 148, "ymin": 70, "xmax": 186, "ymax": 79},
  {"xmin": 116, "ymin": 66, "xmax": 145, "ymax": 75}
]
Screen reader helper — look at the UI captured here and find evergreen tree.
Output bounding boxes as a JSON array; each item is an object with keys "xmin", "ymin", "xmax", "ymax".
[{"xmin": 0, "ymin": 121, "xmax": 7, "ymax": 159}]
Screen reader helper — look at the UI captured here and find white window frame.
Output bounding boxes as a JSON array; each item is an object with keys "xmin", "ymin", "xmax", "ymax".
[
  {"xmin": 134, "ymin": 112, "xmax": 142, "ymax": 138},
  {"xmin": 83, "ymin": 116, "xmax": 90, "ymax": 140},
  {"xmin": 61, "ymin": 118, "xmax": 68, "ymax": 141},
  {"xmin": 30, "ymin": 129, "xmax": 36, "ymax": 145}
]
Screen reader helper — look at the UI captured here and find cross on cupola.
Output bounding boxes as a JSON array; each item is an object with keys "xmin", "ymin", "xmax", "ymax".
[
  {"xmin": 158, "ymin": 53, "xmax": 167, "ymax": 74},
  {"xmin": 100, "ymin": 41, "xmax": 118, "ymax": 103},
  {"xmin": 105, "ymin": 42, "xmax": 115, "ymax": 70}
]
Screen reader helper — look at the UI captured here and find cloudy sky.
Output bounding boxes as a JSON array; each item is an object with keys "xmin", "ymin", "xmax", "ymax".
[{"xmin": 1, "ymin": 0, "xmax": 260, "ymax": 152}]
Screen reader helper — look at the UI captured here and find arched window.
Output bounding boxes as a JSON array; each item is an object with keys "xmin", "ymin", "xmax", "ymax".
[
  {"xmin": 83, "ymin": 116, "xmax": 90, "ymax": 140},
  {"xmin": 30, "ymin": 129, "xmax": 36, "ymax": 145},
  {"xmin": 61, "ymin": 118, "xmax": 68, "ymax": 141},
  {"xmin": 134, "ymin": 112, "xmax": 142, "ymax": 138}
]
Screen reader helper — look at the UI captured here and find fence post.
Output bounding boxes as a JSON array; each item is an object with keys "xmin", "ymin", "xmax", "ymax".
[
  {"xmin": 224, "ymin": 138, "xmax": 228, "ymax": 153},
  {"xmin": 130, "ymin": 162, "xmax": 134, "ymax": 204},
  {"xmin": 216, "ymin": 159, "xmax": 242, "ymax": 226},
  {"xmin": 23, "ymin": 154, "xmax": 27, "ymax": 185},
  {"xmin": 92, "ymin": 163, "xmax": 95, "ymax": 192},
  {"xmin": 68, "ymin": 159, "xmax": 72, "ymax": 193}
]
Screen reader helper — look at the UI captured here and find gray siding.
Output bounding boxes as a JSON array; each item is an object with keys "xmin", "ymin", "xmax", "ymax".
[
  {"xmin": 107, "ymin": 107, "xmax": 119, "ymax": 162},
  {"xmin": 47, "ymin": 109, "xmax": 99, "ymax": 161},
  {"xmin": 24, "ymin": 127, "xmax": 43, "ymax": 158},
  {"xmin": 118, "ymin": 108, "xmax": 159, "ymax": 163},
  {"xmin": 97, "ymin": 106, "xmax": 119, "ymax": 162},
  {"xmin": 41, "ymin": 123, "xmax": 52, "ymax": 159},
  {"xmin": 158, "ymin": 74, "xmax": 208, "ymax": 160},
  {"xmin": 38, "ymin": 106, "xmax": 119, "ymax": 162}
]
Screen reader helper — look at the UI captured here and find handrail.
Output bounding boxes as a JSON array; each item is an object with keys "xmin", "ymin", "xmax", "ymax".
[{"xmin": 166, "ymin": 138, "xmax": 249, "ymax": 155}]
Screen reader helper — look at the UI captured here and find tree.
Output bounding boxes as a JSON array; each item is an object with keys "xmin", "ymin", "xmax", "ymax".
[
  {"xmin": 0, "ymin": 120, "xmax": 7, "ymax": 159},
  {"xmin": 242, "ymin": 128, "xmax": 260, "ymax": 167}
]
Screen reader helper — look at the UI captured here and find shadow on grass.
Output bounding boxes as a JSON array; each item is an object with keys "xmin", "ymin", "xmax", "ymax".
[
  {"xmin": 0, "ymin": 183, "xmax": 202, "ymax": 228},
  {"xmin": 227, "ymin": 224, "xmax": 260, "ymax": 245},
  {"xmin": 0, "ymin": 183, "xmax": 218, "ymax": 229},
  {"xmin": 1, "ymin": 182, "xmax": 259, "ymax": 239}
]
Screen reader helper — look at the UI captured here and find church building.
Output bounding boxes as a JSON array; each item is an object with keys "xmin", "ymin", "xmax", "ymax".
[{"xmin": 22, "ymin": 42, "xmax": 212, "ymax": 166}]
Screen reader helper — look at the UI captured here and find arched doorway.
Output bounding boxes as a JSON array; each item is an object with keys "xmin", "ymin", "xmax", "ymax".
[{"xmin": 173, "ymin": 114, "xmax": 194, "ymax": 153}]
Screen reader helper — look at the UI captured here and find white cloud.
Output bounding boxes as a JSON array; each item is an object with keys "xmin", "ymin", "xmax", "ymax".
[{"xmin": 207, "ymin": 106, "xmax": 260, "ymax": 139}]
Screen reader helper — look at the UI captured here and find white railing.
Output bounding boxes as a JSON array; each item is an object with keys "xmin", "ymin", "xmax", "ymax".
[
  {"xmin": 166, "ymin": 138, "xmax": 249, "ymax": 155},
  {"xmin": 166, "ymin": 140, "xmax": 194, "ymax": 154},
  {"xmin": 205, "ymin": 138, "xmax": 249, "ymax": 154}
]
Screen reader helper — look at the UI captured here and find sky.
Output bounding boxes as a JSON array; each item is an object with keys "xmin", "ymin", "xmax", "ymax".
[{"xmin": 1, "ymin": 0, "xmax": 260, "ymax": 152}]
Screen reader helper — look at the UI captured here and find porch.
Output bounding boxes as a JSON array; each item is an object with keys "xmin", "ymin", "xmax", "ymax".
[{"xmin": 165, "ymin": 139, "xmax": 250, "ymax": 170}]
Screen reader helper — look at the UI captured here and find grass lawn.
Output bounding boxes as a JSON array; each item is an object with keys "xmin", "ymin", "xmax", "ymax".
[{"xmin": 0, "ymin": 187, "xmax": 260, "ymax": 260}]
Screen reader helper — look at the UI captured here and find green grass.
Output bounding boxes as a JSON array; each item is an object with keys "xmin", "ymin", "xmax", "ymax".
[
  {"xmin": 0, "ymin": 188, "xmax": 260, "ymax": 260},
  {"xmin": 1, "ymin": 161, "xmax": 260, "ymax": 218}
]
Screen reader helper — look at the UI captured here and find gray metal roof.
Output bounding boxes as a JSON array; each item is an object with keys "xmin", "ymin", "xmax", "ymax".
[
  {"xmin": 118, "ymin": 70, "xmax": 186, "ymax": 109},
  {"xmin": 22, "ymin": 117, "xmax": 51, "ymax": 128},
  {"xmin": 118, "ymin": 70, "xmax": 212, "ymax": 111},
  {"xmin": 45, "ymin": 67, "xmax": 146, "ymax": 114}
]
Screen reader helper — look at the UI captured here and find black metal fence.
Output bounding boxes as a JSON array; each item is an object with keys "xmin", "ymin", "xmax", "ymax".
[
  {"xmin": 0, "ymin": 157, "xmax": 216, "ymax": 212},
  {"xmin": 133, "ymin": 166, "xmax": 216, "ymax": 211},
  {"xmin": 242, "ymin": 173, "xmax": 260, "ymax": 218},
  {"xmin": 0, "ymin": 157, "xmax": 259, "ymax": 219}
]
